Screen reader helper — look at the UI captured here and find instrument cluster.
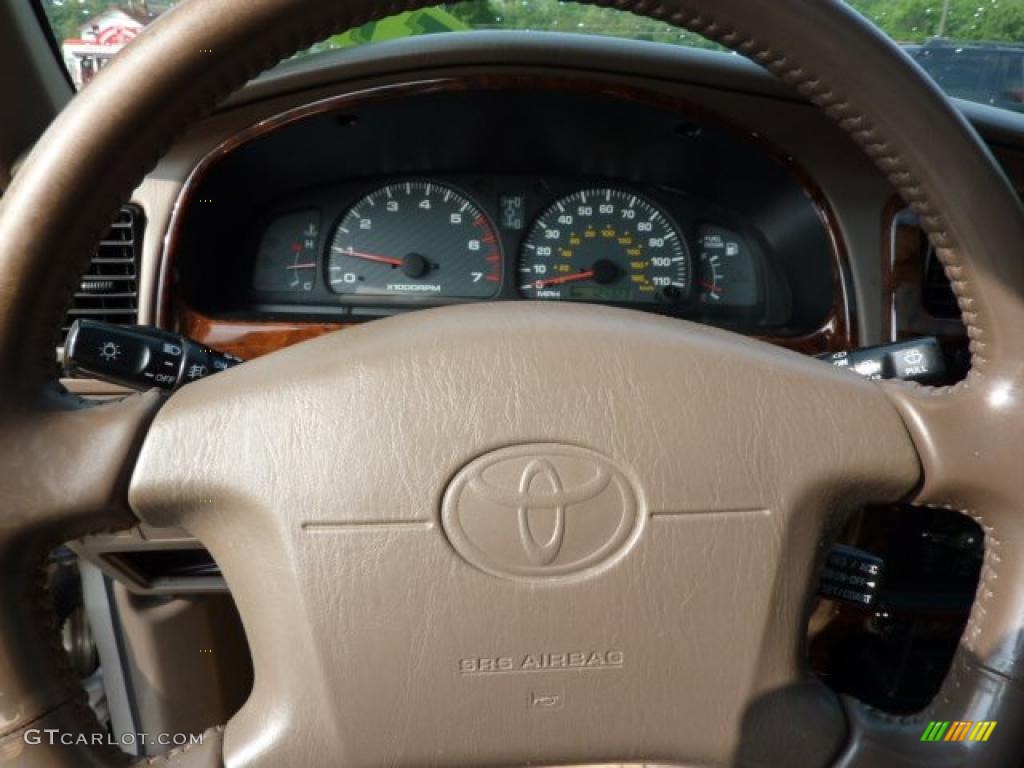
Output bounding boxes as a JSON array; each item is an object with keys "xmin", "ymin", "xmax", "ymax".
[{"xmin": 250, "ymin": 175, "xmax": 767, "ymax": 321}]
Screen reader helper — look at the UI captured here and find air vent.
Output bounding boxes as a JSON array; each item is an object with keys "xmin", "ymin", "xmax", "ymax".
[
  {"xmin": 922, "ymin": 244, "xmax": 959, "ymax": 319},
  {"xmin": 60, "ymin": 206, "xmax": 143, "ymax": 345}
]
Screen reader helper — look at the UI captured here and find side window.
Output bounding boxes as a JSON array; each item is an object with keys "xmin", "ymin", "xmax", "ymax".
[
  {"xmin": 928, "ymin": 50, "xmax": 993, "ymax": 102},
  {"xmin": 1005, "ymin": 52, "xmax": 1024, "ymax": 109}
]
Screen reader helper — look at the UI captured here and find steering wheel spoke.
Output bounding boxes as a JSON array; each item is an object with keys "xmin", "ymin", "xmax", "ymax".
[
  {"xmin": 0, "ymin": 391, "xmax": 161, "ymax": 760},
  {"xmin": 829, "ymin": 381, "xmax": 1024, "ymax": 766}
]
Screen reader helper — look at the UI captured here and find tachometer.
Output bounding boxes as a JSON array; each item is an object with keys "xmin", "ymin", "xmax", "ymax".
[
  {"xmin": 328, "ymin": 181, "xmax": 501, "ymax": 298},
  {"xmin": 518, "ymin": 188, "xmax": 689, "ymax": 304}
]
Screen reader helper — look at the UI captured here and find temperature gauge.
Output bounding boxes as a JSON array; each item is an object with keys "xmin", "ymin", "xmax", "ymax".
[{"xmin": 253, "ymin": 209, "xmax": 321, "ymax": 293}]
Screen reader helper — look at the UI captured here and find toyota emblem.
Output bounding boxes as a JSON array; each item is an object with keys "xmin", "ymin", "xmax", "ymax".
[{"xmin": 441, "ymin": 444, "xmax": 643, "ymax": 580}]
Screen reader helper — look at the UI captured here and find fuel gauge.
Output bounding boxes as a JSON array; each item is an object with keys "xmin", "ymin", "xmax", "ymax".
[
  {"xmin": 253, "ymin": 209, "xmax": 321, "ymax": 293},
  {"xmin": 696, "ymin": 224, "xmax": 759, "ymax": 307}
]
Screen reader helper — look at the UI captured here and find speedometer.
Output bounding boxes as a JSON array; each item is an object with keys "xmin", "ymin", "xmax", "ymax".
[
  {"xmin": 328, "ymin": 181, "xmax": 501, "ymax": 299},
  {"xmin": 518, "ymin": 188, "xmax": 690, "ymax": 305}
]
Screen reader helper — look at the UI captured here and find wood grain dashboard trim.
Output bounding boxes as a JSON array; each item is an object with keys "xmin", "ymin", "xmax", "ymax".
[
  {"xmin": 177, "ymin": 303, "xmax": 351, "ymax": 359},
  {"xmin": 177, "ymin": 301, "xmax": 844, "ymax": 360},
  {"xmin": 160, "ymin": 74, "xmax": 856, "ymax": 358}
]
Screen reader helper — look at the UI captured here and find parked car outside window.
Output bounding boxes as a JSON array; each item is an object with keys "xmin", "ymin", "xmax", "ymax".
[{"xmin": 906, "ymin": 39, "xmax": 1024, "ymax": 112}]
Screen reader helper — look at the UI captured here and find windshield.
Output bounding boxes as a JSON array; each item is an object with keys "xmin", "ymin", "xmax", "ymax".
[{"xmin": 41, "ymin": 0, "xmax": 1024, "ymax": 112}]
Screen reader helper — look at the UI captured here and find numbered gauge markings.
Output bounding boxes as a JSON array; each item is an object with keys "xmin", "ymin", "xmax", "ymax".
[
  {"xmin": 328, "ymin": 181, "xmax": 502, "ymax": 299},
  {"xmin": 518, "ymin": 188, "xmax": 690, "ymax": 305}
]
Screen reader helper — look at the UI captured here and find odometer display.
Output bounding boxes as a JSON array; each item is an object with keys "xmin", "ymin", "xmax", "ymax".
[
  {"xmin": 518, "ymin": 188, "xmax": 690, "ymax": 304},
  {"xmin": 328, "ymin": 181, "xmax": 501, "ymax": 299}
]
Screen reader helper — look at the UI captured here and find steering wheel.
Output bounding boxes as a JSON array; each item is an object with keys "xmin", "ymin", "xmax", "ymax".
[{"xmin": 2, "ymin": 1, "xmax": 1023, "ymax": 766}]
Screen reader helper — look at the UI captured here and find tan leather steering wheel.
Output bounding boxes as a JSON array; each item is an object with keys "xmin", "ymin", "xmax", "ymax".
[{"xmin": 2, "ymin": 1, "xmax": 1024, "ymax": 766}]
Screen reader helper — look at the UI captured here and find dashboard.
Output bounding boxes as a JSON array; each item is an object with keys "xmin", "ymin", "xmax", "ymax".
[
  {"xmin": 252, "ymin": 175, "xmax": 769, "ymax": 317},
  {"xmin": 169, "ymin": 76, "xmax": 848, "ymax": 351}
]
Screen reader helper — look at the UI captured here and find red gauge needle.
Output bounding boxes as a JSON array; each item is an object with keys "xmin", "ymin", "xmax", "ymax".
[
  {"xmin": 532, "ymin": 270, "xmax": 596, "ymax": 289},
  {"xmin": 332, "ymin": 247, "xmax": 403, "ymax": 267},
  {"xmin": 697, "ymin": 280, "xmax": 722, "ymax": 294}
]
